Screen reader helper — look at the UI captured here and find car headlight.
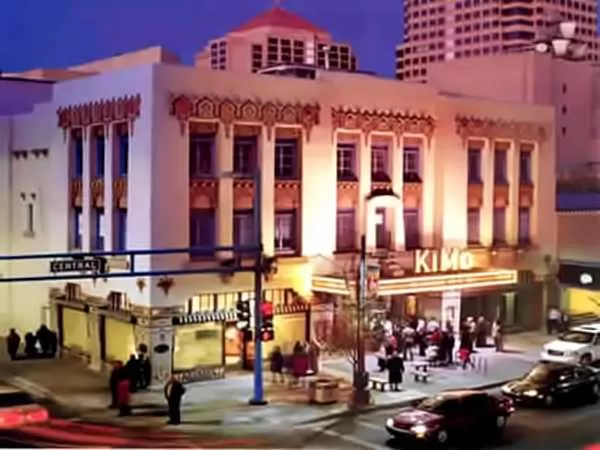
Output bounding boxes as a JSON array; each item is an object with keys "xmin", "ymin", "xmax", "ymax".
[
  {"xmin": 410, "ymin": 424, "xmax": 428, "ymax": 437},
  {"xmin": 501, "ymin": 385, "xmax": 511, "ymax": 393},
  {"xmin": 386, "ymin": 418, "xmax": 394, "ymax": 428},
  {"xmin": 524, "ymin": 389, "xmax": 538, "ymax": 397}
]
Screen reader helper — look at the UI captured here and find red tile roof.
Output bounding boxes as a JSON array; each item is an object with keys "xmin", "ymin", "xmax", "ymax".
[{"xmin": 232, "ymin": 7, "xmax": 326, "ymax": 34}]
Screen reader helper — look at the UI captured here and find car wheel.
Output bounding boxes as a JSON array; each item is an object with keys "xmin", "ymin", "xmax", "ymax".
[
  {"xmin": 437, "ymin": 430, "xmax": 449, "ymax": 444},
  {"xmin": 580, "ymin": 354, "xmax": 592, "ymax": 365},
  {"xmin": 495, "ymin": 415, "xmax": 507, "ymax": 429},
  {"xmin": 544, "ymin": 395, "xmax": 555, "ymax": 407}
]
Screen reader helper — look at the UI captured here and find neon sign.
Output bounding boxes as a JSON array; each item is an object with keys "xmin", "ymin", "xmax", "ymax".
[{"xmin": 414, "ymin": 248, "xmax": 475, "ymax": 274}]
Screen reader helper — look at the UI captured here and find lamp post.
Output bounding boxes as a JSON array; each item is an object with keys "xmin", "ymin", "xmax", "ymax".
[
  {"xmin": 534, "ymin": 20, "xmax": 587, "ymax": 60},
  {"xmin": 350, "ymin": 189, "xmax": 401, "ymax": 409}
]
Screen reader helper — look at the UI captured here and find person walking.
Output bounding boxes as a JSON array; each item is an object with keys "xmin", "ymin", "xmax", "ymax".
[
  {"xmin": 116, "ymin": 371, "xmax": 132, "ymax": 416},
  {"xmin": 6, "ymin": 329, "xmax": 21, "ymax": 360},
  {"xmin": 109, "ymin": 361, "xmax": 124, "ymax": 409},
  {"xmin": 269, "ymin": 346, "xmax": 285, "ymax": 384},
  {"xmin": 124, "ymin": 355, "xmax": 139, "ymax": 393},
  {"xmin": 492, "ymin": 319, "xmax": 504, "ymax": 352},
  {"xmin": 164, "ymin": 376, "xmax": 186, "ymax": 425},
  {"xmin": 547, "ymin": 307, "xmax": 561, "ymax": 335},
  {"xmin": 386, "ymin": 351, "xmax": 405, "ymax": 392}
]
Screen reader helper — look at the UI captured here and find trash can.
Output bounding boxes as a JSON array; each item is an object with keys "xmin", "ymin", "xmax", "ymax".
[
  {"xmin": 313, "ymin": 379, "xmax": 339, "ymax": 405},
  {"xmin": 308, "ymin": 378, "xmax": 329, "ymax": 403}
]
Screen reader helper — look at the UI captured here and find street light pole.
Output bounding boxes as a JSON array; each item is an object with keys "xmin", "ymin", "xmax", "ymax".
[{"xmin": 249, "ymin": 168, "xmax": 267, "ymax": 405}]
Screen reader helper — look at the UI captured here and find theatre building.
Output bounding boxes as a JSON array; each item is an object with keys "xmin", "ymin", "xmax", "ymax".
[{"xmin": 0, "ymin": 44, "xmax": 557, "ymax": 383}]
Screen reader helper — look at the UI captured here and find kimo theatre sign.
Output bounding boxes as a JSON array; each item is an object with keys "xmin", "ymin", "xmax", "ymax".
[{"xmin": 414, "ymin": 248, "xmax": 475, "ymax": 274}]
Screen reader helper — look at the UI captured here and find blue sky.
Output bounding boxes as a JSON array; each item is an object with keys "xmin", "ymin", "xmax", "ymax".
[{"xmin": 0, "ymin": 0, "xmax": 404, "ymax": 77}]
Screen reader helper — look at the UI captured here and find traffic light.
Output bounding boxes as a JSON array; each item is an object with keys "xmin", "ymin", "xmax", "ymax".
[
  {"xmin": 236, "ymin": 298, "xmax": 252, "ymax": 341},
  {"xmin": 260, "ymin": 299, "xmax": 274, "ymax": 342}
]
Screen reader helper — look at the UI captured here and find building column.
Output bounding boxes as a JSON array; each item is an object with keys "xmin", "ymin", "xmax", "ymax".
[
  {"xmin": 135, "ymin": 321, "xmax": 174, "ymax": 388},
  {"xmin": 358, "ymin": 134, "xmax": 372, "ymax": 250},
  {"xmin": 480, "ymin": 139, "xmax": 494, "ymax": 247},
  {"xmin": 392, "ymin": 134, "xmax": 405, "ymax": 250},
  {"xmin": 421, "ymin": 137, "xmax": 436, "ymax": 248},
  {"xmin": 81, "ymin": 128, "xmax": 92, "ymax": 251},
  {"xmin": 507, "ymin": 141, "xmax": 519, "ymax": 246},
  {"xmin": 259, "ymin": 128, "xmax": 275, "ymax": 256},
  {"xmin": 216, "ymin": 125, "xmax": 233, "ymax": 258},
  {"xmin": 104, "ymin": 126, "xmax": 114, "ymax": 250},
  {"xmin": 86, "ymin": 307, "xmax": 102, "ymax": 371}
]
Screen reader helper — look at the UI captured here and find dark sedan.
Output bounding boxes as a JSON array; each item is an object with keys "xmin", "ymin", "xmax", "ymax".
[
  {"xmin": 501, "ymin": 362, "xmax": 600, "ymax": 407},
  {"xmin": 385, "ymin": 390, "xmax": 514, "ymax": 446}
]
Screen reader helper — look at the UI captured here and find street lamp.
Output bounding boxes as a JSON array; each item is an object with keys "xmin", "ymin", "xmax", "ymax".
[
  {"xmin": 351, "ymin": 188, "xmax": 401, "ymax": 409},
  {"xmin": 534, "ymin": 20, "xmax": 587, "ymax": 60}
]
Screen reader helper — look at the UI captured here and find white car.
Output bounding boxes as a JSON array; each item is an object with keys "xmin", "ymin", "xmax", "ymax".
[{"xmin": 540, "ymin": 323, "xmax": 600, "ymax": 365}]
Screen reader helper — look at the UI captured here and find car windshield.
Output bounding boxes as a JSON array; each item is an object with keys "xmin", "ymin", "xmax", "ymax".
[
  {"xmin": 558, "ymin": 331, "xmax": 595, "ymax": 344},
  {"xmin": 0, "ymin": 392, "xmax": 34, "ymax": 408},
  {"xmin": 525, "ymin": 365, "xmax": 555, "ymax": 383},
  {"xmin": 417, "ymin": 396, "xmax": 447, "ymax": 413}
]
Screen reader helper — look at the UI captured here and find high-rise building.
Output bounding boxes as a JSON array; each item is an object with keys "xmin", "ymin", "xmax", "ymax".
[
  {"xmin": 396, "ymin": 0, "xmax": 600, "ymax": 82},
  {"xmin": 195, "ymin": 6, "xmax": 358, "ymax": 73}
]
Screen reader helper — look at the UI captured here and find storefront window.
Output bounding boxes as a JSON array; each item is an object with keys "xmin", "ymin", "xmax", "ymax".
[
  {"xmin": 173, "ymin": 323, "xmax": 223, "ymax": 371},
  {"xmin": 105, "ymin": 318, "xmax": 136, "ymax": 364}
]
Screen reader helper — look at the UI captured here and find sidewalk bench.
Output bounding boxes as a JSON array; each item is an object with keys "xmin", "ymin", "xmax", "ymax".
[
  {"xmin": 410, "ymin": 370, "xmax": 431, "ymax": 383},
  {"xmin": 370, "ymin": 377, "xmax": 389, "ymax": 392}
]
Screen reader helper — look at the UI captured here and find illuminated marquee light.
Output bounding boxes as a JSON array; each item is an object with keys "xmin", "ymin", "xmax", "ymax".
[{"xmin": 312, "ymin": 269, "xmax": 518, "ymax": 296}]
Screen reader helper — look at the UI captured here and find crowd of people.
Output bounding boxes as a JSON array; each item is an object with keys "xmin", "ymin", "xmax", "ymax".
[
  {"xmin": 268, "ymin": 340, "xmax": 322, "ymax": 385},
  {"xmin": 6, "ymin": 325, "xmax": 58, "ymax": 360},
  {"xmin": 373, "ymin": 315, "xmax": 505, "ymax": 387},
  {"xmin": 108, "ymin": 349, "xmax": 152, "ymax": 416}
]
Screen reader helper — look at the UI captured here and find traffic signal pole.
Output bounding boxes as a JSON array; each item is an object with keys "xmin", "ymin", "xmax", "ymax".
[{"xmin": 249, "ymin": 168, "xmax": 267, "ymax": 406}]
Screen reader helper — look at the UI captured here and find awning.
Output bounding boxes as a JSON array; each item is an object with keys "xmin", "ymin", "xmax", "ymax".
[{"xmin": 173, "ymin": 309, "xmax": 236, "ymax": 325}]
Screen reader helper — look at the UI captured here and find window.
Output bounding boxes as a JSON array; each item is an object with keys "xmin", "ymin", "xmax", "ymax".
[
  {"xmin": 518, "ymin": 207, "xmax": 530, "ymax": 245},
  {"xmin": 234, "ymin": 210, "xmax": 255, "ymax": 247},
  {"xmin": 71, "ymin": 207, "xmax": 82, "ymax": 249},
  {"xmin": 336, "ymin": 209, "xmax": 356, "ymax": 251},
  {"xmin": 251, "ymin": 44, "xmax": 263, "ymax": 72},
  {"xmin": 337, "ymin": 143, "xmax": 356, "ymax": 180},
  {"xmin": 519, "ymin": 150, "xmax": 532, "ymax": 185},
  {"xmin": 467, "ymin": 208, "xmax": 480, "ymax": 245},
  {"xmin": 371, "ymin": 144, "xmax": 390, "ymax": 181},
  {"xmin": 114, "ymin": 208, "xmax": 127, "ymax": 251},
  {"xmin": 93, "ymin": 208, "xmax": 105, "ymax": 251},
  {"xmin": 274, "ymin": 210, "xmax": 297, "ymax": 254},
  {"xmin": 494, "ymin": 149, "xmax": 508, "ymax": 184},
  {"xmin": 95, "ymin": 137, "xmax": 105, "ymax": 178},
  {"xmin": 493, "ymin": 207, "xmax": 506, "ymax": 245},
  {"xmin": 467, "ymin": 148, "xmax": 482, "ymax": 183},
  {"xmin": 189, "ymin": 133, "xmax": 214, "ymax": 178},
  {"xmin": 233, "ymin": 137, "xmax": 257, "ymax": 176},
  {"xmin": 73, "ymin": 137, "xmax": 83, "ymax": 178},
  {"xmin": 23, "ymin": 202, "xmax": 35, "ymax": 237},
  {"xmin": 275, "ymin": 139, "xmax": 298, "ymax": 179},
  {"xmin": 403, "ymin": 147, "xmax": 421, "ymax": 182},
  {"xmin": 189, "ymin": 209, "xmax": 215, "ymax": 258},
  {"xmin": 118, "ymin": 134, "xmax": 129, "ymax": 177},
  {"xmin": 404, "ymin": 208, "xmax": 421, "ymax": 250}
]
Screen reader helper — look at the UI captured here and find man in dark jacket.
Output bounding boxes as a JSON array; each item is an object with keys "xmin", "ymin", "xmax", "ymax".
[
  {"xmin": 6, "ymin": 329, "xmax": 21, "ymax": 360},
  {"xmin": 387, "ymin": 351, "xmax": 405, "ymax": 392},
  {"xmin": 164, "ymin": 376, "xmax": 186, "ymax": 425}
]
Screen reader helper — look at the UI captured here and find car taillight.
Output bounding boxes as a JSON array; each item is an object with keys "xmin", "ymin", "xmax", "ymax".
[
  {"xmin": 26, "ymin": 408, "xmax": 49, "ymax": 423},
  {"xmin": 0, "ymin": 410, "xmax": 25, "ymax": 428},
  {"xmin": 500, "ymin": 397, "xmax": 515, "ymax": 413}
]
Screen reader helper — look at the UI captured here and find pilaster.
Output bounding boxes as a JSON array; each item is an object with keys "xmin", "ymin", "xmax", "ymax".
[
  {"xmin": 260, "ymin": 129, "xmax": 275, "ymax": 256},
  {"xmin": 357, "ymin": 133, "xmax": 371, "ymax": 248},
  {"xmin": 104, "ymin": 126, "xmax": 114, "ymax": 250},
  {"xmin": 86, "ymin": 308, "xmax": 102, "ymax": 371},
  {"xmin": 81, "ymin": 128, "xmax": 92, "ymax": 251},
  {"xmin": 421, "ymin": 137, "xmax": 436, "ymax": 248},
  {"xmin": 135, "ymin": 320, "xmax": 174, "ymax": 388},
  {"xmin": 392, "ymin": 135, "xmax": 405, "ymax": 250},
  {"xmin": 507, "ymin": 141, "xmax": 519, "ymax": 246},
  {"xmin": 216, "ymin": 125, "xmax": 233, "ymax": 258},
  {"xmin": 480, "ymin": 139, "xmax": 494, "ymax": 247}
]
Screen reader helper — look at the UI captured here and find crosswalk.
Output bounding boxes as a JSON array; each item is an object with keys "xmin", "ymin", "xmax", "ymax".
[{"xmin": 295, "ymin": 417, "xmax": 389, "ymax": 450}]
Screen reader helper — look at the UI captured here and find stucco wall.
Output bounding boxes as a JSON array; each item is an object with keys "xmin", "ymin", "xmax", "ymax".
[{"xmin": 558, "ymin": 212, "xmax": 600, "ymax": 263}]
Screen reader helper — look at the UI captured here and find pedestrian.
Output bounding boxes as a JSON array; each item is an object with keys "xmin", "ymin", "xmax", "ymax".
[
  {"xmin": 459, "ymin": 347, "xmax": 474, "ymax": 370},
  {"xmin": 475, "ymin": 317, "xmax": 488, "ymax": 348},
  {"xmin": 493, "ymin": 319, "xmax": 504, "ymax": 352},
  {"xmin": 164, "ymin": 376, "xmax": 185, "ymax": 425},
  {"xmin": 109, "ymin": 360, "xmax": 124, "ymax": 409},
  {"xmin": 35, "ymin": 325, "xmax": 51, "ymax": 356},
  {"xmin": 377, "ymin": 342, "xmax": 388, "ymax": 372},
  {"xmin": 48, "ymin": 330, "xmax": 58, "ymax": 358},
  {"xmin": 116, "ymin": 370, "xmax": 132, "ymax": 416},
  {"xmin": 24, "ymin": 332, "xmax": 37, "ymax": 358},
  {"xmin": 269, "ymin": 346, "xmax": 285, "ymax": 384},
  {"xmin": 386, "ymin": 350, "xmax": 405, "ymax": 392},
  {"xmin": 6, "ymin": 329, "xmax": 21, "ymax": 360},
  {"xmin": 124, "ymin": 354, "xmax": 139, "ymax": 393},
  {"xmin": 401, "ymin": 325, "xmax": 415, "ymax": 361},
  {"xmin": 547, "ymin": 307, "xmax": 561, "ymax": 335}
]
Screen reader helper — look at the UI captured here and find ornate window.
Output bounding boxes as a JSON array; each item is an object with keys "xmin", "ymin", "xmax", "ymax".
[
  {"xmin": 403, "ymin": 147, "xmax": 421, "ymax": 182},
  {"xmin": 493, "ymin": 207, "xmax": 506, "ymax": 245},
  {"xmin": 467, "ymin": 208, "xmax": 480, "ymax": 245},
  {"xmin": 274, "ymin": 210, "xmax": 297, "ymax": 254},
  {"xmin": 234, "ymin": 137, "xmax": 257, "ymax": 177},
  {"xmin": 337, "ymin": 143, "xmax": 356, "ymax": 181},
  {"xmin": 189, "ymin": 209, "xmax": 215, "ymax": 259},
  {"xmin": 275, "ymin": 139, "xmax": 298, "ymax": 179},
  {"xmin": 336, "ymin": 209, "xmax": 355, "ymax": 251},
  {"xmin": 234, "ymin": 210, "xmax": 255, "ymax": 247},
  {"xmin": 371, "ymin": 144, "xmax": 390, "ymax": 181},
  {"xmin": 189, "ymin": 133, "xmax": 214, "ymax": 178},
  {"xmin": 404, "ymin": 208, "xmax": 421, "ymax": 250}
]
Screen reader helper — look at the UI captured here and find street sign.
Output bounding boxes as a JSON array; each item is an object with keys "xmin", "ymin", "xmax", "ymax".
[{"xmin": 50, "ymin": 257, "xmax": 107, "ymax": 274}]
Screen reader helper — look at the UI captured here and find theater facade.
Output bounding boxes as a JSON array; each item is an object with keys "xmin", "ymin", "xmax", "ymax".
[{"xmin": 0, "ymin": 47, "xmax": 557, "ymax": 384}]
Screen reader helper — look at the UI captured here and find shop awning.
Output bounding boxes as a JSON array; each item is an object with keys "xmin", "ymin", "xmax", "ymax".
[{"xmin": 173, "ymin": 309, "xmax": 236, "ymax": 325}]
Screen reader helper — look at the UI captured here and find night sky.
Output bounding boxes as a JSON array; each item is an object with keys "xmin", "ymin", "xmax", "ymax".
[{"xmin": 0, "ymin": 0, "xmax": 403, "ymax": 78}]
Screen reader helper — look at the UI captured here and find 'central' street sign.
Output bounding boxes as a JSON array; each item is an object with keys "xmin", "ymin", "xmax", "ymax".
[{"xmin": 50, "ymin": 258, "xmax": 106, "ymax": 274}]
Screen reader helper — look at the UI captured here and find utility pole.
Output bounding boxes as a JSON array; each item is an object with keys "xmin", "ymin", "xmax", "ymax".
[
  {"xmin": 351, "ymin": 234, "xmax": 370, "ymax": 408},
  {"xmin": 249, "ymin": 168, "xmax": 267, "ymax": 405}
]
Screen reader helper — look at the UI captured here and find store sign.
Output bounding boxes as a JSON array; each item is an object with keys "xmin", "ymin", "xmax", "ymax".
[
  {"xmin": 559, "ymin": 264, "xmax": 600, "ymax": 290},
  {"xmin": 414, "ymin": 248, "xmax": 474, "ymax": 274}
]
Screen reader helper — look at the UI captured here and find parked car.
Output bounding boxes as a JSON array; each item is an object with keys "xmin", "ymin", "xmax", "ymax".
[
  {"xmin": 0, "ymin": 387, "xmax": 49, "ymax": 429},
  {"xmin": 541, "ymin": 323, "xmax": 600, "ymax": 365},
  {"xmin": 385, "ymin": 390, "xmax": 514, "ymax": 446},
  {"xmin": 502, "ymin": 362, "xmax": 600, "ymax": 407}
]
